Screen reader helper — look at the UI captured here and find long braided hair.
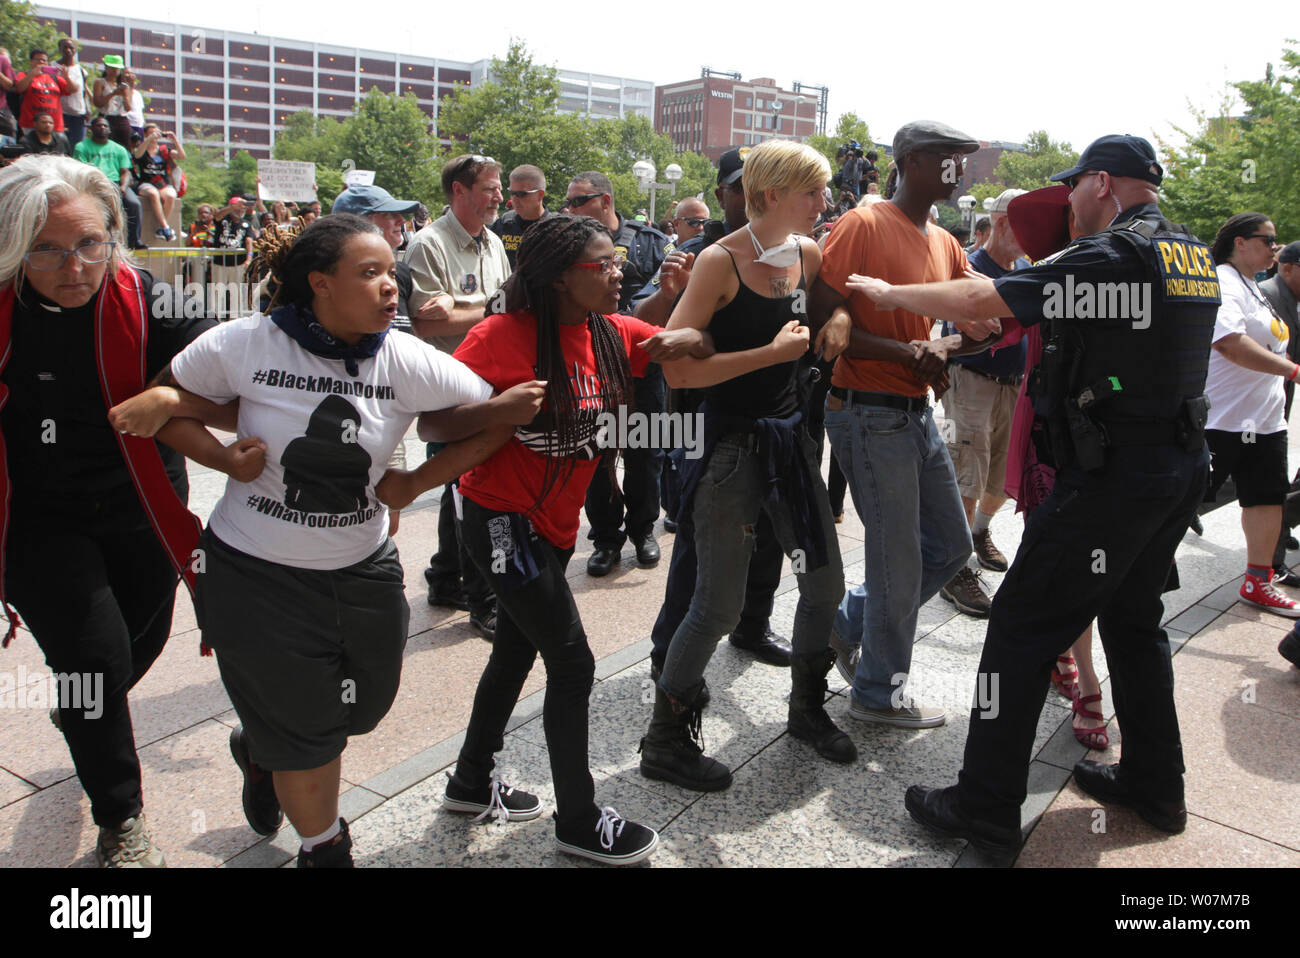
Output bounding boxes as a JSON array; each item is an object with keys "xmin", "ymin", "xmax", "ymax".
[{"xmin": 501, "ymin": 213, "xmax": 634, "ymax": 511}]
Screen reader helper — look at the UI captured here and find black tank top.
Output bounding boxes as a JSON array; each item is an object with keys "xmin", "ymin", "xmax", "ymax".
[{"xmin": 703, "ymin": 245, "xmax": 805, "ymax": 420}]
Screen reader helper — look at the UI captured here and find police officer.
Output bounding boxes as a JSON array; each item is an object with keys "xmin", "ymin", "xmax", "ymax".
[
  {"xmin": 562, "ymin": 171, "xmax": 674, "ymax": 575},
  {"xmin": 632, "ymin": 146, "xmax": 794, "ymax": 669},
  {"xmin": 845, "ymin": 134, "xmax": 1219, "ymax": 864},
  {"xmin": 491, "ymin": 163, "xmax": 552, "ymax": 269}
]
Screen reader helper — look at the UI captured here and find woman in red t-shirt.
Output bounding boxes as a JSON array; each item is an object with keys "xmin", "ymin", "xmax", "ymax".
[{"xmin": 381, "ymin": 214, "xmax": 706, "ymax": 864}]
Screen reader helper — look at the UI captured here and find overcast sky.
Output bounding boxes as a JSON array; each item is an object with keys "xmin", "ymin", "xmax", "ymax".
[{"xmin": 53, "ymin": 0, "xmax": 1293, "ymax": 156}]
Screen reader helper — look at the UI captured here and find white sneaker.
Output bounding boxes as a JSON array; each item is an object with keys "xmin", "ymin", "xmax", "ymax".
[{"xmin": 848, "ymin": 700, "xmax": 947, "ymax": 728}]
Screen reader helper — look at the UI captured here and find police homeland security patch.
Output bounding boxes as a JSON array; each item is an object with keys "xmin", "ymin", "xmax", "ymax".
[{"xmin": 1155, "ymin": 237, "xmax": 1221, "ymax": 304}]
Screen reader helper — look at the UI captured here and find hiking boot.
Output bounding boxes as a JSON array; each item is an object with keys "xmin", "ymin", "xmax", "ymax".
[
  {"xmin": 971, "ymin": 529, "xmax": 1008, "ymax": 572},
  {"xmin": 828, "ymin": 624, "xmax": 859, "ymax": 686},
  {"xmin": 787, "ymin": 649, "xmax": 857, "ymax": 763},
  {"xmin": 468, "ymin": 602, "xmax": 496, "ymax": 642},
  {"xmin": 296, "ymin": 818, "xmax": 354, "ymax": 868},
  {"xmin": 229, "ymin": 725, "xmax": 283, "ymax": 836},
  {"xmin": 425, "ymin": 568, "xmax": 468, "ymax": 610},
  {"xmin": 96, "ymin": 812, "xmax": 166, "ymax": 868},
  {"xmin": 555, "ymin": 806, "xmax": 658, "ymax": 865},
  {"xmin": 443, "ymin": 771, "xmax": 542, "ymax": 823},
  {"xmin": 1240, "ymin": 571, "xmax": 1300, "ymax": 617},
  {"xmin": 638, "ymin": 684, "xmax": 731, "ymax": 792},
  {"xmin": 940, "ymin": 566, "xmax": 991, "ymax": 617}
]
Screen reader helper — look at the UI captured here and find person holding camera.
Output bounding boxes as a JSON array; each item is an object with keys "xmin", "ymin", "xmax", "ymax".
[
  {"xmin": 130, "ymin": 123, "xmax": 184, "ymax": 242},
  {"xmin": 92, "ymin": 56, "xmax": 135, "ymax": 148},
  {"xmin": 12, "ymin": 49, "xmax": 69, "ymax": 137}
]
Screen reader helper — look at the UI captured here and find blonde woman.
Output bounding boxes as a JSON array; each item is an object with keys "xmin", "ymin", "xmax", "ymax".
[{"xmin": 638, "ymin": 140, "xmax": 854, "ymax": 792}]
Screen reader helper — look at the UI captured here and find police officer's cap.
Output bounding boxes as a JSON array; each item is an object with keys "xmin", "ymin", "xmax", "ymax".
[
  {"xmin": 892, "ymin": 121, "xmax": 980, "ymax": 161},
  {"xmin": 717, "ymin": 147, "xmax": 750, "ymax": 186},
  {"xmin": 1277, "ymin": 241, "xmax": 1300, "ymax": 265},
  {"xmin": 1051, "ymin": 134, "xmax": 1163, "ymax": 186}
]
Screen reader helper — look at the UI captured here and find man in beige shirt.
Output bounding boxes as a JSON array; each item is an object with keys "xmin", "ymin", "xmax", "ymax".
[
  {"xmin": 405, "ymin": 154, "xmax": 510, "ymax": 354},
  {"xmin": 404, "ymin": 154, "xmax": 510, "ymax": 639}
]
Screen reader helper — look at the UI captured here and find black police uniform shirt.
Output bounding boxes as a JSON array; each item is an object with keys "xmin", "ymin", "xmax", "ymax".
[
  {"xmin": 992, "ymin": 202, "xmax": 1217, "ymax": 421},
  {"xmin": 491, "ymin": 209, "xmax": 554, "ymax": 269},
  {"xmin": 610, "ymin": 215, "xmax": 673, "ymax": 312},
  {"xmin": 629, "ymin": 219, "xmax": 728, "ymax": 310},
  {"xmin": 1, "ymin": 269, "xmax": 215, "ymax": 511}
]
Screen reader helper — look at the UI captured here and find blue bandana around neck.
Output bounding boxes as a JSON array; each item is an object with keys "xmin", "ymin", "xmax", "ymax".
[{"xmin": 269, "ymin": 301, "xmax": 388, "ymax": 377}]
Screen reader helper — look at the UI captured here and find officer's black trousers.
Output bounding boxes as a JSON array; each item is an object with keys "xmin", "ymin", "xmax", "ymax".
[{"xmin": 957, "ymin": 443, "xmax": 1209, "ymax": 827}]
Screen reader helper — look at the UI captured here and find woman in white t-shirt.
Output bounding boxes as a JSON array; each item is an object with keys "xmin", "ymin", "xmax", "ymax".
[
  {"xmin": 1203, "ymin": 212, "xmax": 1296, "ymax": 615},
  {"xmin": 108, "ymin": 214, "xmax": 545, "ymax": 866}
]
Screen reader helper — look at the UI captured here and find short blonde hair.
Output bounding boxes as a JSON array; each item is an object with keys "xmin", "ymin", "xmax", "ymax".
[
  {"xmin": 743, "ymin": 140, "xmax": 832, "ymax": 221},
  {"xmin": 0, "ymin": 155, "xmax": 131, "ymax": 289}
]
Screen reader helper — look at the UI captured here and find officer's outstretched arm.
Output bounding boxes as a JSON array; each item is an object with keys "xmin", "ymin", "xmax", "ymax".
[{"xmin": 847, "ymin": 274, "xmax": 1008, "ymax": 334}]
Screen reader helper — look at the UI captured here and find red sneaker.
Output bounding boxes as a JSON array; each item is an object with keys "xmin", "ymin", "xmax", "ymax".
[{"xmin": 1240, "ymin": 572, "xmax": 1300, "ymax": 618}]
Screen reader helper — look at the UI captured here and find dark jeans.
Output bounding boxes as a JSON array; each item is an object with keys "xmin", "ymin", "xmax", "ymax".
[
  {"xmin": 425, "ymin": 458, "xmax": 492, "ymax": 611},
  {"xmin": 957, "ymin": 444, "xmax": 1209, "ymax": 827},
  {"xmin": 62, "ymin": 113, "xmax": 86, "ymax": 146},
  {"xmin": 650, "ymin": 506, "xmax": 784, "ymax": 670},
  {"xmin": 5, "ymin": 490, "xmax": 179, "ymax": 827},
  {"xmin": 455, "ymin": 498, "xmax": 596, "ymax": 829},
  {"xmin": 120, "ymin": 185, "xmax": 142, "ymax": 248},
  {"xmin": 585, "ymin": 367, "xmax": 665, "ymax": 549}
]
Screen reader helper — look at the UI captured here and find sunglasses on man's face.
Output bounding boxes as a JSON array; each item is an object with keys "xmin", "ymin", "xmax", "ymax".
[
  {"xmin": 677, "ymin": 217, "xmax": 708, "ymax": 228},
  {"xmin": 562, "ymin": 193, "xmax": 603, "ymax": 210},
  {"xmin": 509, "ymin": 188, "xmax": 543, "ymax": 198}
]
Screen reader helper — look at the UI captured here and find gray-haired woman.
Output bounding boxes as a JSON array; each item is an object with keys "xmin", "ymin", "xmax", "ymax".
[{"xmin": 0, "ymin": 155, "xmax": 216, "ymax": 866}]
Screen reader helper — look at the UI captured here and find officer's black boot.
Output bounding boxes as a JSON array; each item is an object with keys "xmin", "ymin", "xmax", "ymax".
[
  {"xmin": 639, "ymin": 683, "xmax": 732, "ymax": 792},
  {"xmin": 787, "ymin": 649, "xmax": 858, "ymax": 764}
]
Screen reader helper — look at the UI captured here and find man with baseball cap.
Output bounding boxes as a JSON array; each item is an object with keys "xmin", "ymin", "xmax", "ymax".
[
  {"xmin": 936, "ymin": 188, "xmax": 1031, "ymax": 618},
  {"xmin": 809, "ymin": 120, "xmax": 994, "ymax": 732},
  {"xmin": 333, "ymin": 184, "xmax": 422, "ymax": 334},
  {"xmin": 844, "ymin": 133, "xmax": 1219, "ymax": 863}
]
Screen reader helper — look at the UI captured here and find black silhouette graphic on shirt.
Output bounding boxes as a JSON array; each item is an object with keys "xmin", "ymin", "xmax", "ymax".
[{"xmin": 281, "ymin": 395, "xmax": 372, "ymax": 513}]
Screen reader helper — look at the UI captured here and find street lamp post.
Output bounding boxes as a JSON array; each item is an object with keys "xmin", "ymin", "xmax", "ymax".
[
  {"xmin": 633, "ymin": 159, "xmax": 683, "ymax": 221},
  {"xmin": 958, "ymin": 194, "xmax": 976, "ymax": 228}
]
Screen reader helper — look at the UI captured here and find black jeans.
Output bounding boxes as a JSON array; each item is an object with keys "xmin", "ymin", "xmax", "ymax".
[
  {"xmin": 585, "ymin": 367, "xmax": 665, "ymax": 549},
  {"xmin": 455, "ymin": 498, "xmax": 597, "ymax": 829},
  {"xmin": 5, "ymin": 489, "xmax": 180, "ymax": 827},
  {"xmin": 957, "ymin": 444, "xmax": 1208, "ymax": 827},
  {"xmin": 425, "ymin": 465, "xmax": 492, "ymax": 612}
]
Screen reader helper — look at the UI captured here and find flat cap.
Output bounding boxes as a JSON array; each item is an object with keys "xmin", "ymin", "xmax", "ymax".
[{"xmin": 892, "ymin": 120, "xmax": 980, "ymax": 160}]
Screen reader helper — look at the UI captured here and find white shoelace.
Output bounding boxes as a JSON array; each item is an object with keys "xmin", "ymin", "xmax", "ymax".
[
  {"xmin": 595, "ymin": 806, "xmax": 627, "ymax": 851},
  {"xmin": 1259, "ymin": 581, "xmax": 1297, "ymax": 608},
  {"xmin": 471, "ymin": 777, "xmax": 515, "ymax": 825}
]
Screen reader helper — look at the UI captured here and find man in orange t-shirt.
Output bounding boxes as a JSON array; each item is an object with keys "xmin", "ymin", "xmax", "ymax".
[{"xmin": 809, "ymin": 120, "xmax": 1001, "ymax": 730}]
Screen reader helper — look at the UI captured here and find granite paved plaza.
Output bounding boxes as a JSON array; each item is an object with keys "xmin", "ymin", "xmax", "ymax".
[{"xmin": 2, "ymin": 428, "xmax": 1298, "ymax": 868}]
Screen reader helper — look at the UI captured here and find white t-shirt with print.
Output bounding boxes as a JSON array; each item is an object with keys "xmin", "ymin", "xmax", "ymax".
[
  {"xmin": 1205, "ymin": 264, "xmax": 1289, "ymax": 435},
  {"xmin": 172, "ymin": 313, "xmax": 493, "ymax": 569}
]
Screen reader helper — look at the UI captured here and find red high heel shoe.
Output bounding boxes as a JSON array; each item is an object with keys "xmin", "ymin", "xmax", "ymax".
[
  {"xmin": 1072, "ymin": 690, "xmax": 1109, "ymax": 750},
  {"xmin": 1050, "ymin": 656, "xmax": 1078, "ymax": 700}
]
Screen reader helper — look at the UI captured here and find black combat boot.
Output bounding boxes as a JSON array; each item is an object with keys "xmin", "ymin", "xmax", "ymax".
[
  {"xmin": 787, "ymin": 649, "xmax": 858, "ymax": 764},
  {"xmin": 638, "ymin": 683, "xmax": 732, "ymax": 792}
]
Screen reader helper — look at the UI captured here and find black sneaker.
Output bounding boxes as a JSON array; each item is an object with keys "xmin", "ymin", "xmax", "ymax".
[
  {"xmin": 555, "ymin": 807, "xmax": 658, "ymax": 865},
  {"xmin": 229, "ymin": 725, "xmax": 283, "ymax": 836},
  {"xmin": 468, "ymin": 603, "xmax": 496, "ymax": 642},
  {"xmin": 425, "ymin": 568, "xmax": 469, "ymax": 610},
  {"xmin": 1281, "ymin": 627, "xmax": 1300, "ymax": 668},
  {"xmin": 296, "ymin": 818, "xmax": 353, "ymax": 868},
  {"xmin": 1273, "ymin": 565, "xmax": 1300, "ymax": 588},
  {"xmin": 442, "ymin": 772, "xmax": 543, "ymax": 823}
]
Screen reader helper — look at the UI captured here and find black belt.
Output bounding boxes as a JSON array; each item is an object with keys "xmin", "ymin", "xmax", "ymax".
[
  {"xmin": 961, "ymin": 365, "xmax": 1023, "ymax": 387},
  {"xmin": 829, "ymin": 386, "xmax": 928, "ymax": 412}
]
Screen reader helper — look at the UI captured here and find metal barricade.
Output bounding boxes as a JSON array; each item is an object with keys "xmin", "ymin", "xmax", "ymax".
[{"xmin": 129, "ymin": 247, "xmax": 254, "ymax": 321}]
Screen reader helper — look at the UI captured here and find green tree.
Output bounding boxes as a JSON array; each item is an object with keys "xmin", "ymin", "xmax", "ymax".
[
  {"xmin": 807, "ymin": 111, "xmax": 874, "ymax": 167},
  {"xmin": 339, "ymin": 89, "xmax": 440, "ymax": 207},
  {"xmin": 993, "ymin": 130, "xmax": 1079, "ymax": 191},
  {"xmin": 0, "ymin": 0, "xmax": 61, "ymax": 66},
  {"xmin": 272, "ymin": 110, "xmax": 348, "ymax": 207},
  {"xmin": 1159, "ymin": 44, "xmax": 1300, "ymax": 243}
]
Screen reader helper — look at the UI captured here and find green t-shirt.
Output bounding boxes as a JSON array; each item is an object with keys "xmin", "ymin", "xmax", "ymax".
[{"xmin": 73, "ymin": 138, "xmax": 133, "ymax": 184}]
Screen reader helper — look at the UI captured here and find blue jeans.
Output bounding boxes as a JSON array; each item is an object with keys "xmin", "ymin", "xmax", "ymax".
[
  {"xmin": 660, "ymin": 432, "xmax": 843, "ymax": 698},
  {"xmin": 825, "ymin": 400, "xmax": 971, "ymax": 709}
]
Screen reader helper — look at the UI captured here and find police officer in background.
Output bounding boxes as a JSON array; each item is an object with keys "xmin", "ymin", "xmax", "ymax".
[
  {"xmin": 491, "ymin": 163, "xmax": 552, "ymax": 269},
  {"xmin": 562, "ymin": 171, "xmax": 674, "ymax": 575},
  {"xmin": 846, "ymin": 135, "xmax": 1219, "ymax": 864}
]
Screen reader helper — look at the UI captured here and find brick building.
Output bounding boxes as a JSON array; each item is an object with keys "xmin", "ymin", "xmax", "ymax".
[{"xmin": 655, "ymin": 75, "xmax": 823, "ymax": 163}]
